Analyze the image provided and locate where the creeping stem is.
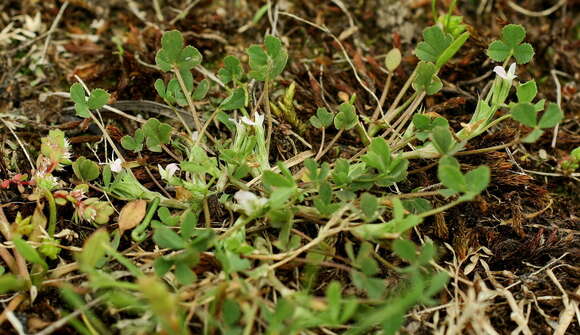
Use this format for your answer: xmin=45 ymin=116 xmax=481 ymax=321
xmin=132 ymin=197 xmax=161 ymax=242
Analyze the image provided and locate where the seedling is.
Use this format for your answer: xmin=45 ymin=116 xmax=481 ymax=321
xmin=69 ymin=83 xmax=110 ymax=118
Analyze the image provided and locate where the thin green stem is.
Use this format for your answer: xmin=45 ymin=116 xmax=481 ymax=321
xmin=315 ymin=129 xmax=344 ymax=161
xmin=418 ymin=198 xmax=464 ymax=218
xmin=131 ymin=197 xmax=160 ymax=242
xmin=383 ymin=67 xmax=418 ymax=124
xmin=173 ymin=67 xmax=203 ymax=133
xmin=44 ymin=189 xmax=57 ymax=237
xmin=264 ymin=81 xmax=273 ymax=154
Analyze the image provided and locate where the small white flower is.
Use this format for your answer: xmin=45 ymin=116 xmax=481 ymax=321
xmin=158 ymin=163 xmax=180 ymax=180
xmin=191 ymin=131 xmax=200 ymax=142
xmin=23 ymin=12 xmax=43 ymax=34
xmin=240 ymin=113 xmax=264 ymax=127
xmin=166 ymin=163 xmax=179 ymax=177
xmin=110 ymin=158 xmax=123 ymax=173
xmin=234 ymin=190 xmax=267 ymax=216
xmin=493 ymin=63 xmax=517 ymax=81
xmin=241 ymin=116 xmax=256 ymax=126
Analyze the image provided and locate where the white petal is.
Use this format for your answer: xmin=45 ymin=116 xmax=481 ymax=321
xmin=234 ymin=190 xmax=257 ymax=203
xmin=191 ymin=131 xmax=200 ymax=142
xmin=110 ymin=158 xmax=123 ymax=172
xmin=241 ymin=116 xmax=256 ymax=126
xmin=255 ymin=113 xmax=265 ymax=126
xmin=507 ymin=63 xmax=517 ymax=80
xmin=166 ymin=163 xmax=179 ymax=177
xmin=493 ymin=66 xmax=507 ymax=79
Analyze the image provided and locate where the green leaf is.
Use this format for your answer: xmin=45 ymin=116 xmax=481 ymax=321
xmin=0 ymin=275 xmax=26 ymax=294
xmin=264 ymin=35 xmax=288 ymax=79
xmin=174 ymin=262 xmax=196 ymax=285
xmin=153 ymin=224 xmax=185 ymax=250
xmin=430 ymin=126 xmax=455 ymax=155
xmin=516 ymin=80 xmax=537 ymax=103
xmin=360 ymin=193 xmax=378 ymax=220
xmin=522 ymin=128 xmax=544 ymax=143
xmin=435 ymin=31 xmax=470 ymax=70
xmin=158 ymin=207 xmax=179 ymax=226
xmin=87 ymin=89 xmax=110 ymax=109
xmin=220 ymin=87 xmax=247 ymax=111
xmin=413 ymin=61 xmax=442 ymax=95
xmin=177 ymin=45 xmax=202 ymax=70
xmin=486 ymin=24 xmax=534 ymax=64
xmin=218 ymin=55 xmax=243 ymax=84
xmin=162 ymin=30 xmax=184 ymax=60
xmin=13 ymin=237 xmax=48 ymax=269
xmin=511 ymin=102 xmax=537 ymax=127
xmin=538 ymin=103 xmax=563 ymax=128
xmin=192 ymin=79 xmax=210 ymax=100
xmin=465 ymin=166 xmax=490 ymax=195
xmin=247 ymin=35 xmax=288 ymax=81
xmin=263 ymin=171 xmax=294 ymax=189
xmin=142 ymin=118 xmax=172 ymax=152
xmin=362 ymin=137 xmax=391 ymax=172
xmin=223 ymin=299 xmax=242 ymax=325
xmin=72 ymin=157 xmax=100 ymax=181
xmin=413 ymin=114 xmax=431 ymax=130
xmin=502 ymin=24 xmax=527 ymax=47
xmin=437 ymin=156 xmax=466 ymax=193
xmin=154 ymin=79 xmax=166 ymax=99
xmin=393 ymin=239 xmax=417 ymax=262
xmin=70 ymin=83 xmax=86 ymax=104
xmin=309 ymin=107 xmax=334 ymax=129
xmin=153 ymin=257 xmax=172 ymax=277
xmin=181 ymin=211 xmax=197 ymax=240
xmin=385 ymin=48 xmax=402 ymax=72
xmin=120 ymin=129 xmax=144 ymax=152
xmin=334 ymin=101 xmax=358 ymax=130
xmin=415 ymin=26 xmax=452 ymax=63
xmin=513 ymin=43 xmax=534 ymax=64
xmin=486 ymin=40 xmax=511 ymax=63
xmin=74 ymin=102 xmax=90 ymax=118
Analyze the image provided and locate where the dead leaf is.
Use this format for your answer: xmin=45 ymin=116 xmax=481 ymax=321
xmin=118 ymin=200 xmax=147 ymax=234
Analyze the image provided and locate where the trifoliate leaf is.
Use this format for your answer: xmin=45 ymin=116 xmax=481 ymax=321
xmin=142 ymin=118 xmax=172 ymax=152
xmin=121 ymin=129 xmax=144 ymax=152
xmin=247 ymin=35 xmax=288 ymax=82
xmin=413 ymin=61 xmax=442 ymax=95
xmin=309 ymin=107 xmax=334 ymax=129
xmin=486 ymin=24 xmax=534 ymax=64
xmin=334 ymin=101 xmax=358 ymax=130
xmin=218 ymin=55 xmax=243 ymax=84
xmin=415 ymin=26 xmax=452 ymax=63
